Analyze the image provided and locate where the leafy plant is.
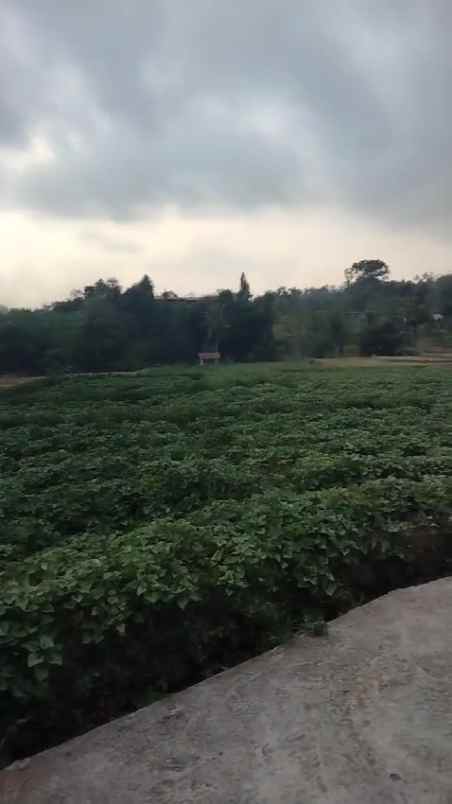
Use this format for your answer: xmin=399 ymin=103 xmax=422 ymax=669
xmin=1 ymin=364 xmax=452 ymax=760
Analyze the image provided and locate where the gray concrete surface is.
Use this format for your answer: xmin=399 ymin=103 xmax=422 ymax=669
xmin=1 ymin=577 xmax=452 ymax=803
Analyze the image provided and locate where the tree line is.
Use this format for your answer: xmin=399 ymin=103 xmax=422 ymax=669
xmin=1 ymin=260 xmax=452 ymax=374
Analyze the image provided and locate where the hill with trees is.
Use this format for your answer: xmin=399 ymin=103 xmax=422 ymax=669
xmin=1 ymin=261 xmax=451 ymax=374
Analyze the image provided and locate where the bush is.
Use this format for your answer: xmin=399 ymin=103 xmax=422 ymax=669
xmin=1 ymin=477 xmax=451 ymax=760
xmin=2 ymin=366 xmax=452 ymax=761
xmin=360 ymin=320 xmax=406 ymax=356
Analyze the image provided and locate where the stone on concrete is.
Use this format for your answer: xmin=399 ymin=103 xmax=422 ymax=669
xmin=1 ymin=578 xmax=452 ymax=803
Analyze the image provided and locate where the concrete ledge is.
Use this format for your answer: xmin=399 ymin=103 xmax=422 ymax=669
xmin=2 ymin=578 xmax=452 ymax=803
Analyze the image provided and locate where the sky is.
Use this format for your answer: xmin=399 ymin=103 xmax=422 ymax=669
xmin=0 ymin=1 xmax=451 ymax=308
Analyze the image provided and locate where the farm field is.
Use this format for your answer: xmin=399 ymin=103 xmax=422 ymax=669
xmin=1 ymin=362 xmax=452 ymax=760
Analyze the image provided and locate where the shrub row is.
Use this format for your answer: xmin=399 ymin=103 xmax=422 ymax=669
xmin=1 ymin=476 xmax=451 ymax=760
xmin=3 ymin=449 xmax=452 ymax=562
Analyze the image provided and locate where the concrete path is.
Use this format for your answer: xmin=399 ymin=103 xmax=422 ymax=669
xmin=2 ymin=578 xmax=452 ymax=803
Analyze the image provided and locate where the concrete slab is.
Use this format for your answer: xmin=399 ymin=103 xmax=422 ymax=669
xmin=1 ymin=578 xmax=452 ymax=803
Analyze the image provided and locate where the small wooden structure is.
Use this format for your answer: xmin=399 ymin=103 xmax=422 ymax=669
xmin=198 ymin=351 xmax=220 ymax=366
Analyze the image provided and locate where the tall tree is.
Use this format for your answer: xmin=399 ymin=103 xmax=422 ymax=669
xmin=345 ymin=259 xmax=389 ymax=285
xmin=238 ymin=272 xmax=251 ymax=301
xmin=204 ymin=303 xmax=227 ymax=351
xmin=120 ymin=275 xmax=155 ymax=336
xmin=74 ymin=296 xmax=128 ymax=371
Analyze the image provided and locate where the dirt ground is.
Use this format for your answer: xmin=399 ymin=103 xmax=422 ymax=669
xmin=319 ymin=354 xmax=452 ymax=368
xmin=0 ymin=376 xmax=45 ymax=389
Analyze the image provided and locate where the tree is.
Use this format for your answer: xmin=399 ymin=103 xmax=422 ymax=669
xmin=119 ymin=275 xmax=155 ymax=337
xmin=359 ymin=319 xmax=405 ymax=356
xmin=5 ymin=265 xmax=452 ymax=374
xmin=238 ymin=272 xmax=251 ymax=301
xmin=74 ymin=297 xmax=128 ymax=371
xmin=345 ymin=259 xmax=389 ymax=285
xmin=204 ymin=303 xmax=227 ymax=351
xmin=273 ymin=311 xmax=306 ymax=358
xmin=329 ymin=311 xmax=348 ymax=356
xmin=83 ymin=278 xmax=122 ymax=303
xmin=434 ymin=275 xmax=452 ymax=318
xmin=0 ymin=313 xmax=41 ymax=374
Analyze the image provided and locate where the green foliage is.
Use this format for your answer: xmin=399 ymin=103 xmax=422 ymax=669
xmin=1 ymin=364 xmax=452 ymax=759
xmin=0 ymin=273 xmax=275 ymax=374
xmin=360 ymin=318 xmax=406 ymax=356
xmin=3 ymin=265 xmax=452 ymax=375
xmin=345 ymin=259 xmax=389 ymax=284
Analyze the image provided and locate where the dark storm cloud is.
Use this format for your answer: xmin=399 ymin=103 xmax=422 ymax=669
xmin=1 ymin=0 xmax=451 ymax=233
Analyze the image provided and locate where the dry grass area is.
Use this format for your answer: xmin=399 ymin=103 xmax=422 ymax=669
xmin=0 ymin=375 xmax=44 ymax=389
xmin=319 ymin=354 xmax=452 ymax=368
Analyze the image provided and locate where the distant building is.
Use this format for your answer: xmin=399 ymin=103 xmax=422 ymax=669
xmin=156 ymin=295 xmax=218 ymax=304
xmin=198 ymin=351 xmax=220 ymax=366
xmin=432 ymin=313 xmax=444 ymax=322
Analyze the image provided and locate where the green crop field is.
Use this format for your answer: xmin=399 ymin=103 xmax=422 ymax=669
xmin=1 ymin=362 xmax=452 ymax=761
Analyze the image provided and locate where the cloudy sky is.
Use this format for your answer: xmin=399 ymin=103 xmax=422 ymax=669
xmin=1 ymin=1 xmax=451 ymax=307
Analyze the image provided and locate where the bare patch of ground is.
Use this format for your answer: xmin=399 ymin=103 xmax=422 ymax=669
xmin=0 ymin=376 xmax=44 ymax=390
xmin=319 ymin=354 xmax=452 ymax=368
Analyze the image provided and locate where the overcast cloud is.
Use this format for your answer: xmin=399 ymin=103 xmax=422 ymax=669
xmin=0 ymin=1 xmax=451 ymax=305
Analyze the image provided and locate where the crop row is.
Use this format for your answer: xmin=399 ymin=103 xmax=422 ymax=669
xmin=2 ymin=365 xmax=452 ymax=759
xmin=1 ymin=475 xmax=452 ymax=757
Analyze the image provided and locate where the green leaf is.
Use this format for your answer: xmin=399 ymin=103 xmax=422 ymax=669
xmin=39 ymin=634 xmax=55 ymax=650
xmin=27 ymin=652 xmax=44 ymax=667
